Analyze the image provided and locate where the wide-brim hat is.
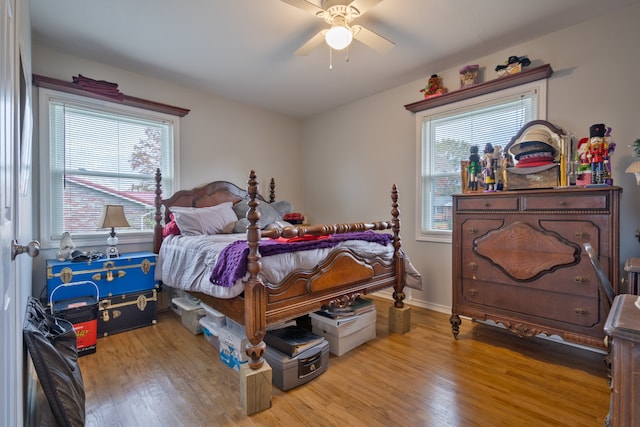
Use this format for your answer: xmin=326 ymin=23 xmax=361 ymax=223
xmin=495 ymin=55 xmax=531 ymax=71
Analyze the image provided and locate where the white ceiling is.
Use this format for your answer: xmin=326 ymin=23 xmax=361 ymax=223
xmin=30 ymin=0 xmax=637 ymax=119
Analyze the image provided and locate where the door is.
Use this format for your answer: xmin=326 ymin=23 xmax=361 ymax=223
xmin=2 ymin=0 xmax=35 ymax=425
xmin=1 ymin=0 xmax=19 ymax=424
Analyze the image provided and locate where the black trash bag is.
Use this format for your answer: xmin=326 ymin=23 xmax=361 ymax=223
xmin=23 ymin=297 xmax=86 ymax=427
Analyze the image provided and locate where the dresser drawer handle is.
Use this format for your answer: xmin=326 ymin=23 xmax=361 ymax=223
xmin=468 ymin=289 xmax=478 ymax=297
xmin=559 ymin=201 xmax=568 ymax=206
xmin=467 ymin=227 xmax=479 ymax=235
xmin=574 ymin=276 xmax=590 ymax=284
xmin=467 ymin=262 xmax=478 ymax=270
xmin=575 ymin=308 xmax=589 ymax=315
xmin=574 ymin=231 xmax=590 ymax=239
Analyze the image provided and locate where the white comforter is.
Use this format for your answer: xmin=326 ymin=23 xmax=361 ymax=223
xmin=156 ymin=234 xmax=421 ymax=299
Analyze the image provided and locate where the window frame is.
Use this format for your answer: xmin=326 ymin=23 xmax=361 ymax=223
xmin=415 ymin=80 xmax=547 ymax=243
xmin=38 ymin=87 xmax=180 ymax=249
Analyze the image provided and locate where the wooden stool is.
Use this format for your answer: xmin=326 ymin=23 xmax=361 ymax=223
xmin=624 ymin=258 xmax=640 ymax=295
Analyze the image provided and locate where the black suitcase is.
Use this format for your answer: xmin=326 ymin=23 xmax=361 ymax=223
xmin=98 ymin=289 xmax=157 ymax=337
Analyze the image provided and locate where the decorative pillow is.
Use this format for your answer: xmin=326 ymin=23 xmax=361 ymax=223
xmin=270 ymin=200 xmax=293 ymax=219
xmin=162 ymin=213 xmax=181 ymax=237
xmin=232 ymin=200 xmax=278 ymax=231
xmin=264 ymin=220 xmax=293 ymax=230
xmin=171 ymin=202 xmax=237 ymax=235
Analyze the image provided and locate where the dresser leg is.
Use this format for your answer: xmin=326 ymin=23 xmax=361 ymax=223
xmin=450 ymin=314 xmax=461 ymax=339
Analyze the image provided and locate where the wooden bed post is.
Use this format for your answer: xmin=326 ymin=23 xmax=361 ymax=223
xmin=153 ymin=168 xmax=163 ymax=254
xmin=389 ymin=184 xmax=411 ymax=334
xmin=241 ymin=170 xmax=272 ymax=414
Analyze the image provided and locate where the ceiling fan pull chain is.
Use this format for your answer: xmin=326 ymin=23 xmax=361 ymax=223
xmin=345 ymin=45 xmax=350 ymax=63
xmin=329 ymin=47 xmax=333 ymax=70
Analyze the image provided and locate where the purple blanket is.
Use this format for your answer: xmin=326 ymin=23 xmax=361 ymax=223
xmin=210 ymin=231 xmax=392 ymax=287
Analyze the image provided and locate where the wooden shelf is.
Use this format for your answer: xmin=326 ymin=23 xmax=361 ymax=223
xmin=33 ymin=74 xmax=190 ymax=117
xmin=404 ymin=64 xmax=553 ymax=113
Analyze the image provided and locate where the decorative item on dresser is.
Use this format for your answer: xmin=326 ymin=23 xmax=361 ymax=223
xmin=449 ymin=186 xmax=621 ymax=349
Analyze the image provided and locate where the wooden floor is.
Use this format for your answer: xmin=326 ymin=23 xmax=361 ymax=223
xmin=77 ymin=297 xmax=610 ymax=427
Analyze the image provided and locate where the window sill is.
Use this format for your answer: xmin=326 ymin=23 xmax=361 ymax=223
xmin=404 ymin=64 xmax=553 ymax=113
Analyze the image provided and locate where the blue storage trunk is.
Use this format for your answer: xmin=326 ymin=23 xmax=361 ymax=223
xmin=47 ymin=251 xmax=158 ymax=302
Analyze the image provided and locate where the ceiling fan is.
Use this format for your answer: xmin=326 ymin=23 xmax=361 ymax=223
xmin=281 ymin=0 xmax=394 ymax=56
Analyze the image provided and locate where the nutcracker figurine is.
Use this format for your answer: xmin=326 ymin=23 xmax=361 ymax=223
xmin=586 ymin=123 xmax=613 ymax=184
xmin=468 ymin=145 xmax=481 ymax=191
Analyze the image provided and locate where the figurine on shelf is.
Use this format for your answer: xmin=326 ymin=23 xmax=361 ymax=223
xmin=495 ymin=55 xmax=531 ymax=77
xmin=459 ymin=64 xmax=479 ymax=89
xmin=468 ymin=145 xmax=482 ymax=191
xmin=420 ymin=74 xmax=448 ymax=99
xmin=482 ymin=143 xmax=497 ymax=192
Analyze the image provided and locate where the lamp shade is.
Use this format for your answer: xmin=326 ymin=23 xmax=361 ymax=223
xmin=325 ymin=14 xmax=353 ymax=51
xmin=97 ymin=205 xmax=131 ymax=229
xmin=626 ymin=161 xmax=640 ymax=185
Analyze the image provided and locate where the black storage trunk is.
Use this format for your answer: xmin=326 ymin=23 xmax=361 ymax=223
xmin=98 ymin=289 xmax=157 ymax=337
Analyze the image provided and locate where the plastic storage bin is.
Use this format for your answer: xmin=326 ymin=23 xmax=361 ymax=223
xmin=172 ymin=297 xmax=205 ymax=335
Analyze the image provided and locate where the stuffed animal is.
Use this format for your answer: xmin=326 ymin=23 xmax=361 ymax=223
xmin=420 ymin=74 xmax=448 ymax=99
xmin=56 ymin=232 xmax=76 ymax=261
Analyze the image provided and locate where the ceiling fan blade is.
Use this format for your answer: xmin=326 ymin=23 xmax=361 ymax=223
xmin=348 ymin=0 xmax=383 ymax=16
xmin=295 ymin=29 xmax=328 ymax=56
xmin=352 ymin=25 xmax=394 ymax=53
xmin=281 ymin=0 xmax=325 ymax=16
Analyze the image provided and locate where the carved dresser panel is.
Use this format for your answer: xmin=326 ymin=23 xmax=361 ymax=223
xmin=450 ymin=187 xmax=621 ymax=349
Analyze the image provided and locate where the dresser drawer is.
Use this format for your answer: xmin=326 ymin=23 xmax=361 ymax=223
xmin=458 ymin=218 xmax=504 ymax=248
xmin=460 ymin=253 xmax=599 ymax=297
xmin=461 ymin=279 xmax=601 ymax=327
xmin=522 ymin=193 xmax=609 ymax=211
xmin=538 ymin=220 xmax=600 ymax=248
xmin=456 ymin=196 xmax=519 ymax=211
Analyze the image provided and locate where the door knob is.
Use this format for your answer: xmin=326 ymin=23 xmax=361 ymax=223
xmin=11 ymin=240 xmax=40 ymax=260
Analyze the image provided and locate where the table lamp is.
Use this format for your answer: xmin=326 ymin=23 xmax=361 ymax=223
xmin=97 ymin=205 xmax=130 ymax=258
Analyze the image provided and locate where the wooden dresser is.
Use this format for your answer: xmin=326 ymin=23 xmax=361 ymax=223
xmin=604 ymin=294 xmax=640 ymax=427
xmin=450 ymin=187 xmax=621 ymax=349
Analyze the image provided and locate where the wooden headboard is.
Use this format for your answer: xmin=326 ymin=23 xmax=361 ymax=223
xmin=153 ymin=168 xmax=275 ymax=253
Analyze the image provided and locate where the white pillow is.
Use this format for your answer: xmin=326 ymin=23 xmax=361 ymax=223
xmin=171 ymin=202 xmax=237 ymax=235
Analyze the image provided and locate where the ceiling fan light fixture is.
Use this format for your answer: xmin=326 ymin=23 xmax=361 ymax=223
xmin=325 ymin=23 xmax=352 ymax=50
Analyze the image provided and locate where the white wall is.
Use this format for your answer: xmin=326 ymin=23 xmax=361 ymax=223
xmin=30 ymin=45 xmax=305 ymax=296
xmin=302 ymin=3 xmax=640 ymax=312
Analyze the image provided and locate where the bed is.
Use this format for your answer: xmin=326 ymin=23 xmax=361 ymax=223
xmin=152 ymin=169 xmax=417 ymax=413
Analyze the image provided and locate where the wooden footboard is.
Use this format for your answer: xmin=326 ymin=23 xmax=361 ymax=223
xmin=153 ymin=169 xmax=406 ymax=373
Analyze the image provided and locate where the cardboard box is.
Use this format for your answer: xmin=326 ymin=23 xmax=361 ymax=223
xmin=264 ymin=340 xmax=329 ymax=390
xmin=219 ymin=318 xmax=249 ymax=371
xmin=310 ymin=309 xmax=377 ymax=356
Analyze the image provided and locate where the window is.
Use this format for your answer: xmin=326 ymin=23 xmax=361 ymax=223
xmin=416 ymin=80 xmax=546 ymax=242
xmin=39 ymin=88 xmax=180 ymax=248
